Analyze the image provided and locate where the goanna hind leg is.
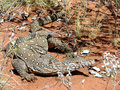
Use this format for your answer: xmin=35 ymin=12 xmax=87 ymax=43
xmin=42 ymin=53 xmax=59 ymax=65
xmin=12 ymin=59 xmax=37 ymax=82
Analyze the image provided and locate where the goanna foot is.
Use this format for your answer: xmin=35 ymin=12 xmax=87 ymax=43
xmin=21 ymin=73 xmax=37 ymax=82
xmin=63 ymin=52 xmax=77 ymax=59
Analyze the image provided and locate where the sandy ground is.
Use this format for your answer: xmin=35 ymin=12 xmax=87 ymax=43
xmin=0 ymin=0 xmax=120 ymax=90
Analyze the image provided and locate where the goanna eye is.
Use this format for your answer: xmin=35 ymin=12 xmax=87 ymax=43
xmin=76 ymin=62 xmax=79 ymax=64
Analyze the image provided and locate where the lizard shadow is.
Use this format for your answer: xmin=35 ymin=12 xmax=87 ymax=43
xmin=35 ymin=70 xmax=89 ymax=77
xmin=48 ymin=47 xmax=63 ymax=53
xmin=11 ymin=69 xmax=89 ymax=77
xmin=71 ymin=71 xmax=89 ymax=77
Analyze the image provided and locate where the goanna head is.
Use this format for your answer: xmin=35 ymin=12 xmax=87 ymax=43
xmin=1 ymin=40 xmax=19 ymax=58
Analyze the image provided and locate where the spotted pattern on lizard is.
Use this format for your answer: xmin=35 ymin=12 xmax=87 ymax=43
xmin=1 ymin=9 xmax=95 ymax=82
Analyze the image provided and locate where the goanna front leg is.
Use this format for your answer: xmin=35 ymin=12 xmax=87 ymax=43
xmin=47 ymin=34 xmax=76 ymax=59
xmin=12 ymin=59 xmax=37 ymax=82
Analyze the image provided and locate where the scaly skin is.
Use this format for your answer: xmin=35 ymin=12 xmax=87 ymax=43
xmin=1 ymin=9 xmax=95 ymax=82
xmin=11 ymin=53 xmax=95 ymax=81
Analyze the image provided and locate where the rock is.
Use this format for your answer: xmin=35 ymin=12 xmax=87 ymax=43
xmin=91 ymin=66 xmax=100 ymax=72
xmin=8 ymin=33 xmax=15 ymax=40
xmin=57 ymin=18 xmax=62 ymax=22
xmin=89 ymin=70 xmax=97 ymax=74
xmin=94 ymin=73 xmax=103 ymax=78
xmin=81 ymin=49 xmax=90 ymax=56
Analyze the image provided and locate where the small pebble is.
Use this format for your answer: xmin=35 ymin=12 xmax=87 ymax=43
xmin=94 ymin=73 xmax=103 ymax=78
xmin=0 ymin=18 xmax=4 ymax=23
xmin=92 ymin=66 xmax=100 ymax=72
xmin=100 ymin=72 xmax=106 ymax=75
xmin=74 ymin=52 xmax=77 ymax=56
xmin=44 ymin=85 xmax=51 ymax=88
xmin=81 ymin=79 xmax=85 ymax=84
xmin=36 ymin=10 xmax=43 ymax=14
xmin=57 ymin=18 xmax=62 ymax=22
xmin=104 ymin=79 xmax=108 ymax=81
xmin=81 ymin=49 xmax=90 ymax=56
xmin=21 ymin=12 xmax=29 ymax=19
xmin=32 ymin=15 xmax=37 ymax=20
xmin=8 ymin=33 xmax=15 ymax=40
xmin=89 ymin=70 xmax=97 ymax=75
xmin=18 ymin=26 xmax=28 ymax=31
xmin=22 ymin=22 xmax=29 ymax=25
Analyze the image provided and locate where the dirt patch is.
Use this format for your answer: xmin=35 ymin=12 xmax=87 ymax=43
xmin=0 ymin=0 xmax=120 ymax=90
